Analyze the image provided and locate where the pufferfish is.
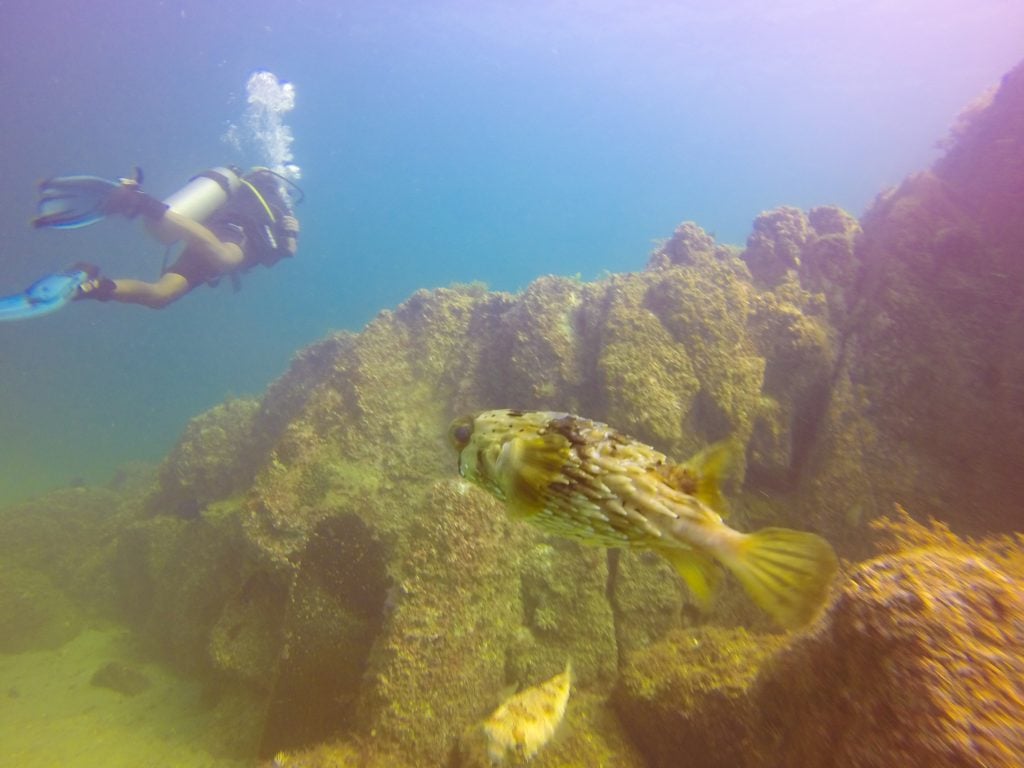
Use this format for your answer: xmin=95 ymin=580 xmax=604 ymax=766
xmin=448 ymin=409 xmax=838 ymax=629
xmin=483 ymin=662 xmax=572 ymax=763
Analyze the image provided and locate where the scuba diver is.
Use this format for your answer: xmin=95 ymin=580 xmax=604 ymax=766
xmin=0 ymin=166 xmax=301 ymax=319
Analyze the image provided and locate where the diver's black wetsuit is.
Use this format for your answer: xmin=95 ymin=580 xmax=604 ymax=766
xmin=166 ymin=169 xmax=296 ymax=286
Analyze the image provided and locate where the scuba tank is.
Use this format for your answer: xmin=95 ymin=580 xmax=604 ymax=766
xmin=162 ymin=166 xmax=242 ymax=222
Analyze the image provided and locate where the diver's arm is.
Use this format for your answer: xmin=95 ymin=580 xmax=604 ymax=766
xmin=281 ymin=215 xmax=300 ymax=256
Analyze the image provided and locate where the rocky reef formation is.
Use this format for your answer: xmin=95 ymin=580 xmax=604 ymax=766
xmin=0 ymin=486 xmax=137 ymax=652
xmin=802 ymin=62 xmax=1024 ymax=540
xmin=3 ymin=61 xmax=1022 ymax=767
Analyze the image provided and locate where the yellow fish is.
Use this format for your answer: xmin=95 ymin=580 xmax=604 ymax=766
xmin=449 ymin=409 xmax=838 ymax=629
xmin=483 ymin=663 xmax=572 ymax=763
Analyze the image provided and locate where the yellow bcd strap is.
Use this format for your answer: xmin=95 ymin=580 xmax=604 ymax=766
xmin=240 ymin=178 xmax=276 ymax=223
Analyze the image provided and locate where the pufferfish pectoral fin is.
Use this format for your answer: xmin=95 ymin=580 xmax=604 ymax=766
xmin=663 ymin=439 xmax=737 ymax=517
xmin=656 ymin=545 xmax=722 ymax=611
xmin=496 ymin=432 xmax=573 ymax=510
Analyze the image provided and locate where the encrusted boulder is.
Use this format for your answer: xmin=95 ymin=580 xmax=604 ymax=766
xmin=613 ymin=626 xmax=787 ymax=768
xmin=758 ymin=546 xmax=1024 ymax=767
xmin=646 ymin=221 xmax=737 ymax=269
xmin=0 ymin=561 xmax=84 ymax=653
xmin=149 ymin=398 xmax=262 ymax=518
xmin=742 ymin=206 xmax=812 ymax=287
xmin=355 ymin=480 xmax=526 ymax=766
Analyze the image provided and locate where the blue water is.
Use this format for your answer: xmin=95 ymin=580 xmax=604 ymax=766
xmin=1 ymin=0 xmax=1022 ymax=503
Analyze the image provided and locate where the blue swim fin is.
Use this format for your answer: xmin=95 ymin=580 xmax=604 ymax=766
xmin=31 ymin=168 xmax=143 ymax=230
xmin=0 ymin=267 xmax=93 ymax=321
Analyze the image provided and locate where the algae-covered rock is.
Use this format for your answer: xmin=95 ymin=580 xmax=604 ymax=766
xmin=609 ymin=551 xmax=687 ymax=658
xmin=640 ymin=258 xmax=764 ymax=457
xmin=0 ymin=561 xmax=84 ymax=652
xmin=150 ymin=397 xmax=262 ymax=517
xmin=935 ymin=62 xmax=1024 ymax=249
xmin=613 ymin=509 xmax=1024 ymax=768
xmin=646 ymin=221 xmax=736 ymax=269
xmin=112 ymin=512 xmax=284 ymax=682
xmin=597 ymin=276 xmax=702 ymax=447
xmin=803 ymin=60 xmax=1024 ymax=535
xmin=356 ymin=480 xmax=526 ymax=766
xmin=0 ymin=486 xmax=134 ymax=616
xmin=746 ymin=292 xmax=834 ymax=488
xmin=494 ymin=275 xmax=596 ymax=411
xmin=614 ymin=625 xmax=786 ymax=768
xmin=757 ymin=546 xmax=1024 ymax=767
xmin=509 ymin=539 xmax=618 ymax=690
xmin=259 ymin=512 xmax=391 ymax=754
xmin=801 ymin=205 xmax=862 ymax=320
xmin=742 ymin=206 xmax=812 ymax=287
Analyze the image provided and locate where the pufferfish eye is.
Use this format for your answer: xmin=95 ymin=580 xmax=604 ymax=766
xmin=448 ymin=417 xmax=474 ymax=451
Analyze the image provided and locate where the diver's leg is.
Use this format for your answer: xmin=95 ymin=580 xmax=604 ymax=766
xmin=144 ymin=211 xmax=244 ymax=272
xmin=102 ymin=272 xmax=192 ymax=309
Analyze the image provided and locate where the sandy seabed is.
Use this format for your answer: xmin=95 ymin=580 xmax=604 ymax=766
xmin=0 ymin=626 xmax=248 ymax=768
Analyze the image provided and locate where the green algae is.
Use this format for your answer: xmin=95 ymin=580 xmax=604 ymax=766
xmin=614 ymin=626 xmax=787 ymax=768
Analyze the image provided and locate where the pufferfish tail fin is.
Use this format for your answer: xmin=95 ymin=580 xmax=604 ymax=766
xmin=661 ymin=439 xmax=737 ymax=515
xmin=720 ymin=527 xmax=838 ymax=629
